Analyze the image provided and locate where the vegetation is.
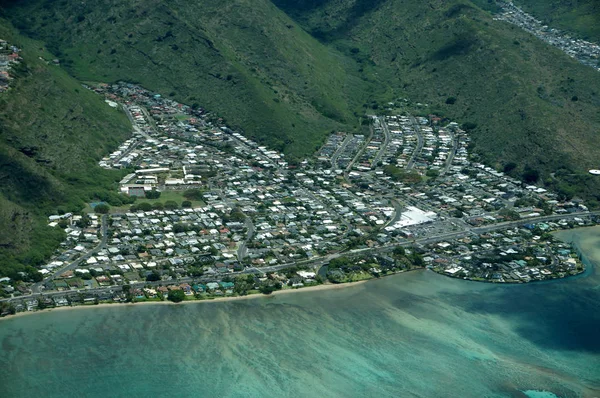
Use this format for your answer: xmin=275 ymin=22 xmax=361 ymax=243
xmin=514 ymin=0 xmax=600 ymax=42
xmin=167 ymin=289 xmax=186 ymax=303
xmin=0 ymin=19 xmax=131 ymax=279
xmin=259 ymin=282 xmax=282 ymax=295
xmin=383 ymin=165 xmax=422 ymax=184
xmin=94 ymin=204 xmax=110 ymax=214
xmin=145 ymin=189 xmax=161 ymax=199
xmin=3 ymin=0 xmax=366 ymax=159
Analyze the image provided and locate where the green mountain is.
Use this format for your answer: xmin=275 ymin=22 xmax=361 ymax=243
xmin=270 ymin=0 xmax=600 ymax=200
xmin=5 ymin=0 xmax=600 ymax=194
xmin=4 ymin=0 xmax=372 ymax=158
xmin=0 ymin=20 xmax=132 ymax=279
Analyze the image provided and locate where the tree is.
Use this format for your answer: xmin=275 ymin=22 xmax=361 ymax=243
xmin=410 ymin=252 xmax=424 ymax=267
xmin=94 ymin=204 xmax=110 ymax=214
xmin=522 ymin=168 xmax=540 ymax=183
xmin=183 ymin=189 xmax=203 ymax=201
xmin=146 ymin=189 xmax=161 ymax=199
xmin=164 ymin=201 xmax=179 ymax=210
xmin=173 ymin=223 xmax=187 ymax=233
xmin=329 ymin=257 xmax=350 ymax=269
xmin=259 ymin=282 xmax=282 ymax=295
xmin=503 ymin=162 xmax=517 ymax=174
xmin=168 ymin=289 xmax=186 ymax=302
xmin=136 ymin=202 xmax=153 ymax=212
xmin=181 ymin=200 xmax=192 ymax=208
xmin=393 ymin=246 xmax=406 ymax=257
xmin=146 ymin=271 xmax=160 ymax=282
xmin=426 ymin=169 xmax=440 ymax=178
xmin=76 ymin=214 xmax=90 ymax=228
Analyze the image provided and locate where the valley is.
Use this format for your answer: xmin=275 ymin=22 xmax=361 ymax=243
xmin=0 ymin=0 xmax=599 ymax=311
xmin=0 ymin=81 xmax=594 ymax=315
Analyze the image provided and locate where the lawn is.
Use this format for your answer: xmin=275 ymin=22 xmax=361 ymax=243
xmin=89 ymin=189 xmax=206 ymax=214
xmin=132 ymin=190 xmax=205 ymax=208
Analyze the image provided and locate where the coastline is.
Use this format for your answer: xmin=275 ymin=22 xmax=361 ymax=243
xmin=0 ymin=280 xmax=368 ymax=322
xmin=434 ymin=268 xmax=587 ymax=285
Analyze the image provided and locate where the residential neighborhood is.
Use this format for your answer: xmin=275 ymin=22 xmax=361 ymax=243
xmin=496 ymin=1 xmax=600 ymax=72
xmin=0 ymin=82 xmax=596 ymax=316
xmin=0 ymin=38 xmax=22 ymax=92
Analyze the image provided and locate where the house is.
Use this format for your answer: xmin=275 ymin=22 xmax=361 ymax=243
xmin=219 ymin=281 xmax=234 ymax=289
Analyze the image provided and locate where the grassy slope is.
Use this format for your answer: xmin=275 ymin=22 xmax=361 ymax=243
xmin=5 ymin=0 xmax=371 ymax=158
xmin=273 ymin=0 xmax=600 ymax=202
xmin=515 ymin=0 xmax=600 ymax=42
xmin=0 ymin=19 xmax=132 ymax=278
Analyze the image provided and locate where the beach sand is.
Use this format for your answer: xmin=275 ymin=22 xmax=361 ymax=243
xmin=0 ymin=281 xmax=368 ymax=321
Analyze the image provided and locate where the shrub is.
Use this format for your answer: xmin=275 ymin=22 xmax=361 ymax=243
xmin=167 ymin=289 xmax=186 ymax=302
xmin=94 ymin=204 xmax=110 ymax=214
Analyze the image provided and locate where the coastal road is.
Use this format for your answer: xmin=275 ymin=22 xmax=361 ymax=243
xmin=6 ymin=211 xmax=599 ymax=304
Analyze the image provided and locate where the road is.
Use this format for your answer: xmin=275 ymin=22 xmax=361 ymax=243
xmin=330 ymin=134 xmax=352 ymax=169
xmin=441 ymin=130 xmax=457 ymax=174
xmin=6 ymin=210 xmax=598 ymax=304
xmin=406 ymin=116 xmax=424 ymax=170
xmin=31 ymin=215 xmax=109 ymax=294
xmin=345 ymin=123 xmax=373 ymax=173
xmin=372 ymin=117 xmax=391 ymax=167
xmin=237 ymin=218 xmax=255 ymax=260
xmin=384 ymin=198 xmax=404 ymax=227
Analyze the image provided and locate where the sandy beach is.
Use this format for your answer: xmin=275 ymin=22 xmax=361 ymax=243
xmin=0 ymin=281 xmax=368 ymax=321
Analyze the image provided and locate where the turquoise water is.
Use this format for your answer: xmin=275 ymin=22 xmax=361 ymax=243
xmin=1 ymin=228 xmax=600 ymax=397
xmin=522 ymin=391 xmax=560 ymax=398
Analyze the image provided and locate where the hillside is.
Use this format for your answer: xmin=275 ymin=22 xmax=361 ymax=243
xmin=3 ymin=0 xmax=372 ymax=158
xmin=5 ymin=0 xmax=600 ymax=199
xmin=0 ymin=19 xmax=132 ymax=279
xmin=515 ymin=0 xmax=600 ymax=42
xmin=1 ymin=0 xmax=600 ymax=276
xmin=271 ymin=0 xmax=600 ymax=202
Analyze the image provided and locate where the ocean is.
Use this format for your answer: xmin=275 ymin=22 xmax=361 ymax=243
xmin=1 ymin=227 xmax=599 ymax=397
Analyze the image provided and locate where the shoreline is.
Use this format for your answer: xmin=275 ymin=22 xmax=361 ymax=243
xmin=0 ymin=280 xmax=368 ymax=322
xmin=433 ymin=268 xmax=586 ymax=285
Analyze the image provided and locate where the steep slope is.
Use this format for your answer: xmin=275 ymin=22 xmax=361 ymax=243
xmin=4 ymin=0 xmax=370 ymax=158
xmin=515 ymin=0 xmax=600 ymax=42
xmin=7 ymin=0 xmax=600 ymax=201
xmin=0 ymin=19 xmax=132 ymax=279
xmin=273 ymin=0 xmax=600 ymax=202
